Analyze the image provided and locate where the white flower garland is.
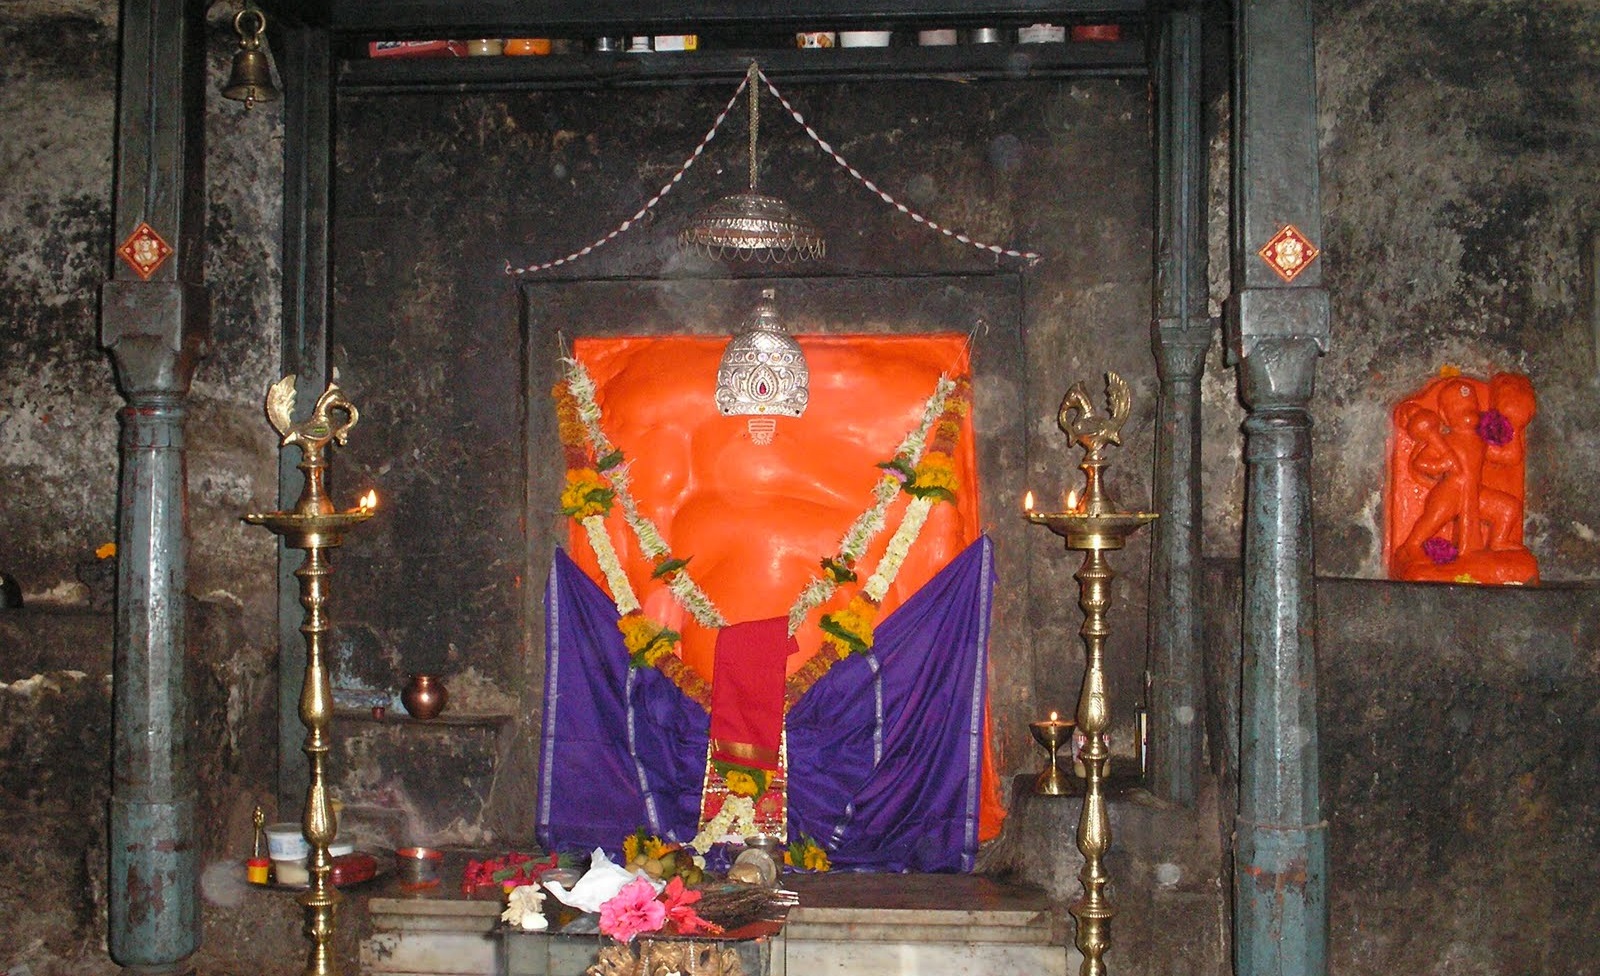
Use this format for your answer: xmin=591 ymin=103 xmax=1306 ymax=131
xmin=688 ymin=795 xmax=755 ymax=855
xmin=584 ymin=514 xmax=640 ymax=615
xmin=568 ymin=360 xmax=727 ymax=629
xmin=864 ymin=496 xmax=935 ymax=603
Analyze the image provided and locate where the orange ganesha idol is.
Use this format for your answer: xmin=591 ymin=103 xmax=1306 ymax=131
xmin=559 ymin=332 xmax=1006 ymax=847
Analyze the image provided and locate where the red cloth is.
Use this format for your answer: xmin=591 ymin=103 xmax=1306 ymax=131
xmin=709 ymin=618 xmax=795 ymax=771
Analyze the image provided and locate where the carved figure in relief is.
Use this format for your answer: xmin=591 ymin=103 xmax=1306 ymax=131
xmin=1385 ymin=370 xmax=1537 ymax=585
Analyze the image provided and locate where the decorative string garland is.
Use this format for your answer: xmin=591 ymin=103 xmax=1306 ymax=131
xmin=755 ymin=70 xmax=1042 ymax=265
xmin=504 ymin=75 xmax=751 ymax=277
xmin=505 ymin=67 xmax=1041 ymax=277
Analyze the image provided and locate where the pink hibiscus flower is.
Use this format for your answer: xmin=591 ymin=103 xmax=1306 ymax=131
xmin=598 ymin=877 xmax=666 ymax=943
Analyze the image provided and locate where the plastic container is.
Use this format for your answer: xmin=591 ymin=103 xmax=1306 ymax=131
xmin=246 ymin=857 xmax=270 ymax=885
xmin=264 ymin=822 xmax=309 ymax=861
xmin=839 ymin=30 xmax=892 ymax=48
xmin=1018 ymin=24 xmax=1066 ymax=44
xmin=272 ymin=857 xmax=309 ymax=886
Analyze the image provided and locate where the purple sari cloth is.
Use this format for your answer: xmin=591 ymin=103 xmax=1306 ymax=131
xmin=537 ymin=536 xmax=995 ymax=872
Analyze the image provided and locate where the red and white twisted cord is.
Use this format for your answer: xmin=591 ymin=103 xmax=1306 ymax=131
xmin=504 ymin=74 xmax=750 ymax=276
xmin=757 ymin=68 xmax=1041 ymax=264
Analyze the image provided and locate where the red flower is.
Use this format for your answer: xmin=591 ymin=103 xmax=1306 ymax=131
xmin=1477 ymin=408 xmax=1514 ymax=447
xmin=754 ymin=789 xmax=785 ymax=820
xmin=660 ymin=877 xmax=724 ymax=937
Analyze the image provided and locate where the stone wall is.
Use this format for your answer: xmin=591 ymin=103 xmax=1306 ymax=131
xmin=1 ymin=2 xmax=291 ymax=974
xmin=1204 ymin=563 xmax=1600 ymax=974
xmin=1269 ymin=1 xmax=1600 ymax=579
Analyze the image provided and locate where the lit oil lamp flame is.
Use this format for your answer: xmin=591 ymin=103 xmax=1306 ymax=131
xmin=1049 ymin=710 xmax=1058 ymax=722
xmin=1024 ymin=490 xmax=1035 ymax=513
xmin=1065 ymin=488 xmax=1079 ymax=512
xmin=359 ymin=490 xmax=377 ymax=511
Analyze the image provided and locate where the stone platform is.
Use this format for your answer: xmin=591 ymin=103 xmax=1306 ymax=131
xmin=360 ymin=863 xmax=1071 ymax=976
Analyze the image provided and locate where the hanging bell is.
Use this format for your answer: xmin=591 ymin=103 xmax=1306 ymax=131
xmin=222 ymin=7 xmax=280 ymax=108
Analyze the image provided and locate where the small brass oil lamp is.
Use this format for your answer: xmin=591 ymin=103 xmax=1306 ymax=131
xmin=1029 ymin=710 xmax=1076 ymax=796
xmin=244 ymin=376 xmax=375 ymax=976
xmin=1025 ymin=372 xmax=1156 ymax=976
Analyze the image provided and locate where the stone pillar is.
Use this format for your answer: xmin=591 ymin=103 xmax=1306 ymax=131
xmin=101 ymin=0 xmax=208 ymax=970
xmin=1227 ymin=0 xmax=1330 ymax=974
xmin=1148 ymin=7 xmax=1210 ymax=807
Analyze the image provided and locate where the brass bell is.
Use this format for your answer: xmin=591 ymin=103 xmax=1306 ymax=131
xmin=222 ymin=7 xmax=280 ymax=108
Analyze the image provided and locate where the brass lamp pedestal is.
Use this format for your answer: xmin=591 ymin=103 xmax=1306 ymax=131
xmin=244 ymin=377 xmax=374 ymax=976
xmin=1026 ymin=373 xmax=1156 ymax=976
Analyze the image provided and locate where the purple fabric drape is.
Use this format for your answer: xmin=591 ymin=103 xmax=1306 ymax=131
xmin=538 ymin=536 xmax=995 ymax=872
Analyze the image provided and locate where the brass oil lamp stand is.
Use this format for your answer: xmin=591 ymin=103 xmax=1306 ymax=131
xmin=244 ymin=377 xmax=374 ymax=976
xmin=1025 ymin=373 xmax=1156 ymax=976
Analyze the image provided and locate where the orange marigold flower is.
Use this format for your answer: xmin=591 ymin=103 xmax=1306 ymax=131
xmin=552 ymin=385 xmax=588 ymax=447
xmin=617 ymin=613 xmax=661 ymax=655
xmin=913 ymin=452 xmax=959 ymax=496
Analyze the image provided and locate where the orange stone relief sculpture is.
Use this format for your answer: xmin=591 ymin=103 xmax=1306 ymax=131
xmin=566 ymin=333 xmax=1005 ymax=840
xmin=1385 ymin=370 xmax=1537 ymax=584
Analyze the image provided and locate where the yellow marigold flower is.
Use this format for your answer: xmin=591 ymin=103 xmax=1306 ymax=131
xmin=823 ymin=633 xmax=854 ymax=660
xmin=644 ymin=837 xmax=672 ymax=859
xmin=561 ymin=469 xmax=611 ymax=518
xmin=623 ymin=834 xmax=641 ymax=864
xmin=724 ymin=769 xmax=760 ymax=797
xmin=803 ymin=846 xmax=831 ymax=872
xmin=618 ymin=613 xmax=661 ymax=655
xmin=641 ymin=640 xmax=674 ymax=666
